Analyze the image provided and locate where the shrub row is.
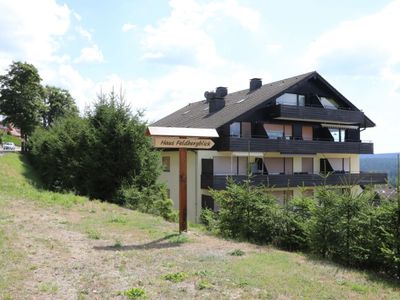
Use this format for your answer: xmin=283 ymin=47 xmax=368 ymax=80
xmin=202 ymin=179 xmax=400 ymax=279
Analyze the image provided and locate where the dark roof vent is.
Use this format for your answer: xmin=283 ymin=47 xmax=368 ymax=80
xmin=250 ymin=78 xmax=262 ymax=91
xmin=215 ymin=86 xmax=228 ymax=98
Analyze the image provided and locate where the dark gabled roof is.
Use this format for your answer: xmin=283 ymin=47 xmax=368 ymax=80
xmin=152 ymin=71 xmax=374 ymax=128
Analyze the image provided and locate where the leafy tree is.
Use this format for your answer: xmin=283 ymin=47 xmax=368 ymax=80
xmin=42 ymin=86 xmax=78 ymax=128
xmin=0 ymin=61 xmax=44 ymax=150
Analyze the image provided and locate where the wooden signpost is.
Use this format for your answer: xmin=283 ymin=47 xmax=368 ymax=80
xmin=146 ymin=126 xmax=218 ymax=232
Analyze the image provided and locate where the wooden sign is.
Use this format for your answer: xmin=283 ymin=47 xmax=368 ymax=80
xmin=146 ymin=126 xmax=219 ymax=233
xmin=153 ymin=137 xmax=214 ymax=149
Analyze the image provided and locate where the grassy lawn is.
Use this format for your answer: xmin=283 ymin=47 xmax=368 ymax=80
xmin=0 ymin=153 xmax=399 ymax=299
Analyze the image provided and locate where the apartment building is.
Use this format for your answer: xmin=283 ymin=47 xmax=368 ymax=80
xmin=152 ymin=71 xmax=387 ymax=222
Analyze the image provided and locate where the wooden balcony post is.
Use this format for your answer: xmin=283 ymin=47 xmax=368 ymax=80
xmin=179 ymin=148 xmax=188 ymax=232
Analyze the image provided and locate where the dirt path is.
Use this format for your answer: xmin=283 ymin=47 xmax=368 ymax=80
xmin=1 ymin=199 xmax=257 ymax=300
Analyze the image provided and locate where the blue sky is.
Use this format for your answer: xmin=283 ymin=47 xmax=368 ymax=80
xmin=0 ymin=0 xmax=399 ymax=153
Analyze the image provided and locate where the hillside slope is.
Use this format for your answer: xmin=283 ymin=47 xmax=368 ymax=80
xmin=1 ymin=153 xmax=399 ymax=299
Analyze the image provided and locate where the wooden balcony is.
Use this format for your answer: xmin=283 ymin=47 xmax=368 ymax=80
xmin=214 ymin=137 xmax=373 ymax=154
xmin=268 ymin=104 xmax=365 ymax=124
xmin=201 ymin=172 xmax=387 ymax=190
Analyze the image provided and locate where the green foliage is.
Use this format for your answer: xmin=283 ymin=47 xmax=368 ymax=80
xmin=276 ymin=195 xmax=315 ymax=251
xmin=28 ymin=116 xmax=91 ymax=192
xmin=204 ymin=178 xmax=400 ymax=279
xmin=116 ymin=183 xmax=177 ymax=221
xmin=373 ymin=199 xmax=400 ymax=278
xmin=229 ymin=249 xmax=245 ymax=256
xmin=28 ymin=91 xmax=162 ymax=205
xmin=210 ymin=178 xmax=281 ymax=243
xmin=163 ymin=272 xmax=188 ymax=283
xmin=86 ymin=229 xmax=101 ymax=240
xmin=199 ymin=208 xmax=219 ymax=232
xmin=167 ymin=233 xmax=189 ymax=244
xmin=0 ymin=132 xmax=21 ymax=146
xmin=0 ymin=61 xmax=44 ymax=145
xmin=42 ymin=85 xmax=78 ymax=128
xmin=123 ymin=287 xmax=146 ymax=299
xmin=196 ymin=279 xmax=212 ymax=290
xmin=309 ymin=188 xmax=341 ymax=258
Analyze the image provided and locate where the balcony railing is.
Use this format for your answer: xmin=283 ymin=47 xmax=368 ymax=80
xmin=267 ymin=104 xmax=365 ymax=124
xmin=214 ymin=136 xmax=373 ymax=154
xmin=201 ymin=172 xmax=387 ymax=190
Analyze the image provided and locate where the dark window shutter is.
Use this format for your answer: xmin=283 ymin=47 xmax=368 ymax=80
xmin=202 ymin=159 xmax=213 ymax=175
xmin=293 ymin=124 xmax=302 ymax=140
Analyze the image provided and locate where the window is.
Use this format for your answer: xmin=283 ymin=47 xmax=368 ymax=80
xmin=241 ymin=122 xmax=251 ymax=138
xmin=319 ymin=97 xmax=339 ymax=109
xmin=321 ymin=158 xmax=350 ymax=174
xmin=276 ymin=93 xmax=305 ymax=106
xmin=302 ymin=189 xmax=314 ymax=198
xmin=214 ymin=156 xmax=233 ymax=175
xmin=264 ymin=157 xmax=293 ymax=175
xmin=264 ymin=124 xmax=283 ymax=139
xmin=252 ymin=157 xmax=266 ymax=174
xmin=162 ymin=156 xmax=170 ymax=172
xmin=272 ymin=191 xmax=293 ymax=205
xmin=329 ymin=128 xmax=346 ymax=142
xmin=302 ymin=158 xmax=313 ymax=174
xmin=230 ymin=122 xmax=241 ymax=137
xmin=302 ymin=126 xmax=313 ymax=141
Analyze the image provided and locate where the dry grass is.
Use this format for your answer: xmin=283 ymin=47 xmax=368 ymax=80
xmin=1 ymin=153 xmax=400 ymax=299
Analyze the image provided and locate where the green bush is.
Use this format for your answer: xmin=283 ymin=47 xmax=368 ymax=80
xmin=210 ymin=178 xmax=281 ymax=243
xmin=203 ymin=178 xmax=400 ymax=279
xmin=199 ymin=208 xmax=219 ymax=232
xmin=372 ymin=199 xmax=400 ymax=278
xmin=276 ymin=195 xmax=315 ymax=251
xmin=116 ymin=183 xmax=177 ymax=222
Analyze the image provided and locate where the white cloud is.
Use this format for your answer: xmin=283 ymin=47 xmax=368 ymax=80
xmin=122 ymin=23 xmax=136 ymax=32
xmin=0 ymin=0 xmax=71 ymax=64
xmin=303 ymin=0 xmax=400 ymax=84
xmin=57 ymin=64 xmax=95 ymax=110
xmin=75 ymin=45 xmax=104 ymax=63
xmin=76 ymin=26 xmax=92 ymax=42
xmin=0 ymin=0 xmax=102 ymax=112
xmin=265 ymin=43 xmax=282 ymax=53
xmin=141 ymin=0 xmax=260 ymax=67
xmin=302 ymin=0 xmax=400 ymax=152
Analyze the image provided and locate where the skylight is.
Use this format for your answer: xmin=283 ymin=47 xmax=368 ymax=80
xmin=236 ymin=98 xmax=247 ymax=103
xmin=182 ymin=110 xmax=191 ymax=115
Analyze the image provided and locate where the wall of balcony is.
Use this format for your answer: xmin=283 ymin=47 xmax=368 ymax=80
xmin=268 ymin=104 xmax=365 ymax=124
xmin=214 ymin=137 xmax=373 ymax=154
xmin=201 ymin=172 xmax=387 ymax=190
